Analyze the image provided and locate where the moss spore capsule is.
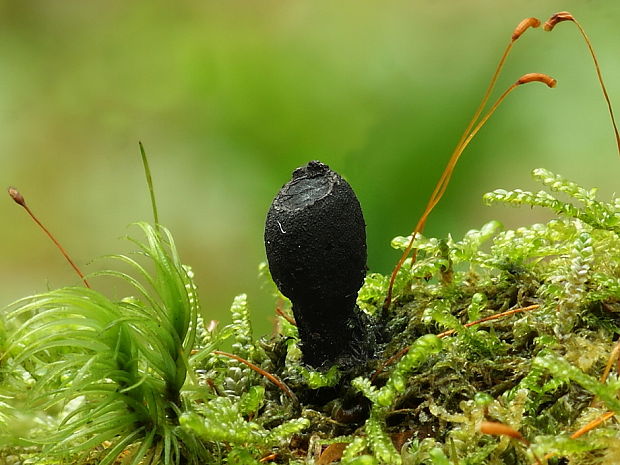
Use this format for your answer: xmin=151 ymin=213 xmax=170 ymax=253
xmin=265 ymin=161 xmax=372 ymax=368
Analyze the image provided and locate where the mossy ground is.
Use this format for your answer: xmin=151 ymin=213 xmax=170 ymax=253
xmin=2 ymin=169 xmax=620 ymax=464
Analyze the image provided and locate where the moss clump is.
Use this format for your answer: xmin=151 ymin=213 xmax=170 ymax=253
xmin=2 ymin=168 xmax=620 ymax=464
xmin=347 ymin=169 xmax=620 ymax=464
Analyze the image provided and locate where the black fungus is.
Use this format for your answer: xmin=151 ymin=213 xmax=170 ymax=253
xmin=265 ymin=161 xmax=373 ymax=369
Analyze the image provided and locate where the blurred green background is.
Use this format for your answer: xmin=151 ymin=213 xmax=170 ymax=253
xmin=1 ymin=1 xmax=619 ymax=337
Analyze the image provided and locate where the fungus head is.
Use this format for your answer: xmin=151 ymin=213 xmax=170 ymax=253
xmin=265 ymin=161 xmax=371 ymax=368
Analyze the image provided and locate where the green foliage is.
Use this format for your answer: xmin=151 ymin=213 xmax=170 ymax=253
xmin=2 ymin=223 xmax=205 ymax=464
xmin=293 ymin=365 xmax=342 ymax=389
xmin=341 ymin=169 xmax=620 ymax=463
xmin=3 ymin=169 xmax=620 ymax=464
xmin=533 ymin=353 xmax=620 ymax=413
xmin=230 ymin=294 xmax=254 ymax=360
xmin=484 ymin=168 xmax=620 ymax=233
xmin=222 ymin=294 xmax=257 ymax=397
xmin=179 ymin=394 xmax=309 ymax=454
xmin=351 ymin=335 xmax=442 ymax=464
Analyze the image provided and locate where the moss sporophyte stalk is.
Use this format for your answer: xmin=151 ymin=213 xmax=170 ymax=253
xmin=3 ymin=10 xmax=620 ymax=465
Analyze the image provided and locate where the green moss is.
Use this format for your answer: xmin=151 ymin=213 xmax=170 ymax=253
xmin=2 ymin=169 xmax=620 ymax=464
